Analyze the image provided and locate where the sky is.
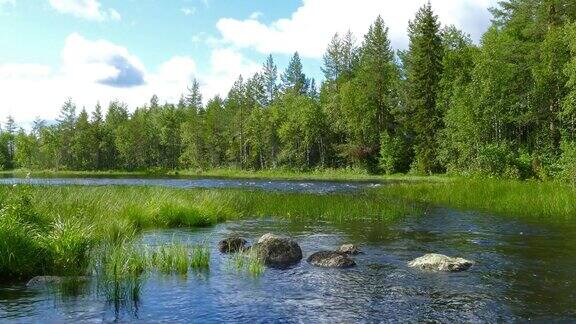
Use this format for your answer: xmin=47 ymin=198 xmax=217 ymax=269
xmin=0 ymin=0 xmax=499 ymax=126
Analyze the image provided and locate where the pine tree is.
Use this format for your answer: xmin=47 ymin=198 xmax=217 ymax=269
xmin=406 ymin=2 xmax=444 ymax=173
xmin=262 ymin=55 xmax=278 ymax=106
xmin=185 ymin=78 xmax=203 ymax=112
xmin=281 ymin=52 xmax=307 ymax=94
xmin=57 ymin=98 xmax=78 ymax=168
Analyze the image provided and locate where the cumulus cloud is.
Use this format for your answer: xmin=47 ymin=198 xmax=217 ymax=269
xmin=0 ymin=33 xmax=259 ymax=126
xmin=61 ymin=33 xmax=146 ymax=87
xmin=216 ymin=0 xmax=498 ymax=58
xmin=200 ymin=48 xmax=260 ymax=99
xmin=48 ymin=0 xmax=121 ymax=21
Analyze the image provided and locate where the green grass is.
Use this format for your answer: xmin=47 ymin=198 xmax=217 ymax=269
xmin=377 ymin=178 xmax=576 ymax=221
xmin=151 ymin=243 xmax=192 ymax=275
xmin=0 ymin=184 xmax=410 ymax=282
xmin=95 ymin=243 xmax=147 ymax=309
xmin=229 ymin=249 xmax=265 ymax=277
xmin=190 ymin=244 xmax=210 ymax=269
xmin=5 ymin=175 xmax=572 ymax=283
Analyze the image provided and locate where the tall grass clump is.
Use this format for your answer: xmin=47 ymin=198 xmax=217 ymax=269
xmin=190 ymin=244 xmax=210 ymax=269
xmin=150 ymin=243 xmax=191 ymax=275
xmin=0 ymin=212 xmax=46 ymax=280
xmin=230 ymin=250 xmax=265 ymax=277
xmin=40 ymin=216 xmax=95 ymax=276
xmin=158 ymin=204 xmax=215 ymax=228
xmin=95 ymin=243 xmax=147 ymax=307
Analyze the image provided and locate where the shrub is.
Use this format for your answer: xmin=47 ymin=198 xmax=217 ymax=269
xmin=560 ymin=140 xmax=576 ymax=185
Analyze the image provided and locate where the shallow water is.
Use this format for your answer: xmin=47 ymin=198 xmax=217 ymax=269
xmin=0 ymin=177 xmax=380 ymax=194
xmin=2 ymin=207 xmax=575 ymax=322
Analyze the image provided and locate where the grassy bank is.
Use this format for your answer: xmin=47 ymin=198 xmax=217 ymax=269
xmin=0 ymin=167 xmax=446 ymax=182
xmin=0 ymin=185 xmax=411 ymax=281
xmin=378 ymin=178 xmax=576 ymax=221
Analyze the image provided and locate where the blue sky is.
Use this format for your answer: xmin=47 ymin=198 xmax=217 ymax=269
xmin=0 ymin=0 xmax=498 ymax=125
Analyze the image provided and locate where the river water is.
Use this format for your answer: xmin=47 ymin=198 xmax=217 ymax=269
xmin=1 ymin=179 xmax=575 ymax=322
xmin=0 ymin=177 xmax=380 ymax=194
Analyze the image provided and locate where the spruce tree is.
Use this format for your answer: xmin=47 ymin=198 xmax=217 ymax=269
xmin=406 ymin=2 xmax=444 ymax=173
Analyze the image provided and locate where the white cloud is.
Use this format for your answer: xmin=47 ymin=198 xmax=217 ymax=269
xmin=201 ymin=48 xmax=260 ymax=99
xmin=48 ymin=0 xmax=121 ymax=21
xmin=181 ymin=7 xmax=195 ymax=16
xmin=0 ymin=33 xmax=258 ymax=126
xmin=0 ymin=64 xmax=52 ymax=79
xmin=249 ymin=11 xmax=263 ymax=20
xmin=216 ymin=0 xmax=498 ymax=58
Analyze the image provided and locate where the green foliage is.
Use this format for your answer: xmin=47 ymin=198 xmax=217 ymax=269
xmin=378 ymin=132 xmax=405 ymax=174
xmin=3 ymin=1 xmax=576 ymax=178
xmin=560 ymin=140 xmax=576 ymax=184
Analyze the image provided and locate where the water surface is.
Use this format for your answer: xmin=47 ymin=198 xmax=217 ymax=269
xmin=2 ymin=208 xmax=575 ymax=322
xmin=0 ymin=177 xmax=381 ymax=194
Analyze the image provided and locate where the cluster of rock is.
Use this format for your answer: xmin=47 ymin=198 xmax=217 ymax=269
xmin=218 ymin=233 xmax=474 ymax=272
xmin=24 ymin=236 xmax=473 ymax=288
xmin=218 ymin=233 xmax=361 ymax=269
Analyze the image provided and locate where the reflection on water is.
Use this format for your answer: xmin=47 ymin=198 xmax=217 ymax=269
xmin=1 ymin=208 xmax=576 ymax=322
xmin=0 ymin=177 xmax=380 ymax=194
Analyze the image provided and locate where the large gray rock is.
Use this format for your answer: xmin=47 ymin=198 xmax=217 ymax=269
xmin=257 ymin=233 xmax=281 ymax=244
xmin=218 ymin=237 xmax=248 ymax=253
xmin=307 ymin=251 xmax=356 ymax=268
xmin=408 ymin=253 xmax=474 ymax=272
xmin=338 ymin=244 xmax=362 ymax=255
xmin=254 ymin=233 xmax=302 ymax=269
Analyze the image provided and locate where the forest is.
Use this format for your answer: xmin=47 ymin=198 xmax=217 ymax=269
xmin=2 ymin=0 xmax=576 ymax=181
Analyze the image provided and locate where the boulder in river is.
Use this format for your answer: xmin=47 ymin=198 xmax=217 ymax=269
xmin=338 ymin=244 xmax=362 ymax=255
xmin=307 ymin=251 xmax=356 ymax=268
xmin=254 ymin=233 xmax=302 ymax=268
xmin=218 ymin=237 xmax=248 ymax=253
xmin=257 ymin=233 xmax=282 ymax=244
xmin=408 ymin=253 xmax=474 ymax=272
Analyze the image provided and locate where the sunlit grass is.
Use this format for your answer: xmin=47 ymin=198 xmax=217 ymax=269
xmin=0 ymin=183 xmax=411 ymax=282
xmin=229 ymin=249 xmax=265 ymax=277
xmin=150 ymin=243 xmax=190 ymax=275
xmin=377 ymin=178 xmax=576 ymax=221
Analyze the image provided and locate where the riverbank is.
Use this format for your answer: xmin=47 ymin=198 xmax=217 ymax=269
xmin=0 ymin=185 xmax=411 ymax=281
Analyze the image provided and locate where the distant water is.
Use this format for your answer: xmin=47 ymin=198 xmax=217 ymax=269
xmin=2 ymin=208 xmax=575 ymax=322
xmin=0 ymin=177 xmax=383 ymax=194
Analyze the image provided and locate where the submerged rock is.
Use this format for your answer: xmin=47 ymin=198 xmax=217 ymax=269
xmin=408 ymin=253 xmax=474 ymax=272
xmin=338 ymin=244 xmax=362 ymax=255
xmin=26 ymin=276 xmax=88 ymax=288
xmin=218 ymin=237 xmax=248 ymax=253
xmin=254 ymin=233 xmax=302 ymax=268
xmin=307 ymin=251 xmax=356 ymax=268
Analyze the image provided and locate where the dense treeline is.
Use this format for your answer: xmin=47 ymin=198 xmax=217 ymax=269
xmin=3 ymin=0 xmax=576 ymax=180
